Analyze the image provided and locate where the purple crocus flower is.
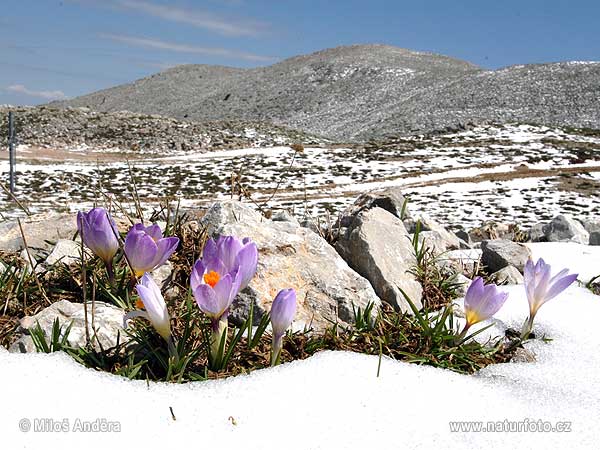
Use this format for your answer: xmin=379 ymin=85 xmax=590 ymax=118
xmin=191 ymin=235 xmax=258 ymax=366
xmin=123 ymin=273 xmax=178 ymax=360
xmin=202 ymin=236 xmax=258 ymax=290
xmin=521 ymin=258 xmax=578 ymax=339
xmin=270 ymin=288 xmax=296 ymax=366
xmin=124 ymin=223 xmax=179 ymax=278
xmin=463 ymin=277 xmax=509 ymax=329
xmin=77 ymin=207 xmax=119 ymax=278
xmin=456 ymin=277 xmax=508 ymax=342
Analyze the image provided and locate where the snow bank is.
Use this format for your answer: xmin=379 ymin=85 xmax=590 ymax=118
xmin=1 ymin=285 xmax=599 ymax=449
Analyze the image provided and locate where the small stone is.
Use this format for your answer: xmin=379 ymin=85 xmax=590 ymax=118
xmin=511 ymin=347 xmax=536 ymax=363
xmin=45 ymin=240 xmax=88 ymax=266
xmin=481 ymin=239 xmax=531 ymax=273
xmin=543 ymin=215 xmax=589 ymax=244
xmin=490 ymin=265 xmax=524 ymax=285
xmin=9 ymin=300 xmax=128 ymax=353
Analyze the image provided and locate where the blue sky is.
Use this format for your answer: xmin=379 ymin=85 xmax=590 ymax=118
xmin=1 ymin=0 xmax=599 ymax=105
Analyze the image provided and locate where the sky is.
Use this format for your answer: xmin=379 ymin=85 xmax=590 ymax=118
xmin=1 ymin=0 xmax=599 ymax=105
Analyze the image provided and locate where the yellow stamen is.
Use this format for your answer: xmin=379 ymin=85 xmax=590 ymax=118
xmin=204 ymin=270 xmax=220 ymax=288
xmin=136 ymin=298 xmax=145 ymax=309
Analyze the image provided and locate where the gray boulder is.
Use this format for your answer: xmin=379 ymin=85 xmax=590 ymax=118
xmin=436 ymin=249 xmax=482 ymax=276
xmin=489 ymin=265 xmax=524 ymax=285
xmin=481 ymin=239 xmax=532 ymax=273
xmin=412 ymin=216 xmax=460 ymax=252
xmin=336 ymin=207 xmax=422 ymax=312
xmin=339 ymin=187 xmax=410 ymax=227
xmin=9 ymin=300 xmax=127 ymax=353
xmin=590 ymin=231 xmax=600 ymax=246
xmin=200 ymin=201 xmax=381 ymax=330
xmin=0 ymin=212 xmax=78 ymax=253
xmin=45 ymin=239 xmax=89 ymax=266
xmin=527 ymin=222 xmax=547 ymax=242
xmin=542 ymin=215 xmax=589 ymax=244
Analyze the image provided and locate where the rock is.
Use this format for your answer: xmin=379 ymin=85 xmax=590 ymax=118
xmin=271 ymin=209 xmax=300 ymax=226
xmin=510 ymin=347 xmax=536 ymax=363
xmin=489 ymin=265 xmax=524 ymax=285
xmin=480 ymin=239 xmax=532 ymax=273
xmin=200 ymin=201 xmax=381 ymax=330
xmin=9 ymin=300 xmax=127 ymax=353
xmin=580 ymin=219 xmax=600 ymax=234
xmin=151 ymin=261 xmax=173 ymax=290
xmin=414 ymin=230 xmax=460 ymax=255
xmin=0 ymin=212 xmax=78 ymax=253
xmin=412 ymin=216 xmax=460 ymax=252
xmin=336 ymin=207 xmax=422 ymax=312
xmin=45 ymin=239 xmax=88 ymax=266
xmin=436 ymin=249 xmax=482 ymax=276
xmin=455 ymin=229 xmax=471 ymax=244
xmin=339 ymin=187 xmax=410 ymax=227
xmin=579 ymin=218 xmax=600 ymax=245
xmin=542 ymin=215 xmax=589 ymax=244
xmin=527 ymin=222 xmax=547 ymax=242
xmin=469 ymin=221 xmax=523 ymax=243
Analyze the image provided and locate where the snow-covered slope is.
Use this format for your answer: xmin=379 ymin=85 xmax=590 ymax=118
xmin=2 ymin=264 xmax=599 ymax=449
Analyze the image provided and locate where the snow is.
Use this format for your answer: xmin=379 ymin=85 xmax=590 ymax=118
xmin=2 ymin=277 xmax=599 ymax=448
xmin=526 ymin=242 xmax=600 ymax=283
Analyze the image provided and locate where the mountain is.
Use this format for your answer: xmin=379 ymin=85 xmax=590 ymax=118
xmin=53 ymin=44 xmax=600 ymax=141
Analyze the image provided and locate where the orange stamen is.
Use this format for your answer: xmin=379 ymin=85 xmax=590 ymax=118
xmin=204 ymin=270 xmax=220 ymax=288
xmin=135 ymin=298 xmax=145 ymax=309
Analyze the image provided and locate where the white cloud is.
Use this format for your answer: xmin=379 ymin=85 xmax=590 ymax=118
xmin=6 ymin=84 xmax=67 ymax=100
xmin=115 ymin=0 xmax=268 ymax=37
xmin=100 ymin=34 xmax=274 ymax=62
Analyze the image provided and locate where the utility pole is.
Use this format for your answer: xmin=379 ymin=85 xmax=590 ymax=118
xmin=8 ymin=111 xmax=15 ymax=193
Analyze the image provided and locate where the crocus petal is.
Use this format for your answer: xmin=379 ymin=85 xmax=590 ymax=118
xmin=463 ymin=277 xmax=485 ymax=311
xmin=202 ymin=238 xmax=219 ymax=263
xmin=123 ymin=310 xmax=150 ymax=328
xmin=270 ymin=288 xmax=297 ymax=339
xmin=77 ymin=207 xmax=119 ymax=264
xmin=532 ymin=263 xmax=553 ymax=310
xmin=235 ymin=241 xmax=258 ymax=290
xmin=211 ymin=273 xmax=238 ymax=313
xmin=217 ymin=236 xmax=244 ymax=271
xmin=144 ymin=224 xmax=163 ymax=241
xmin=463 ymin=277 xmax=508 ymax=326
xmin=190 ymin=259 xmax=206 ymax=292
xmin=125 ymin=230 xmax=158 ymax=275
xmin=193 ymin=284 xmax=221 ymax=318
xmin=545 ymin=273 xmax=578 ymax=301
xmin=151 ymin=237 xmax=179 ymax=269
xmin=136 ymin=273 xmax=171 ymax=340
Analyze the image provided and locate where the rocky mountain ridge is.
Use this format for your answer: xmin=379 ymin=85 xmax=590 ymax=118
xmin=52 ymin=44 xmax=600 ymax=141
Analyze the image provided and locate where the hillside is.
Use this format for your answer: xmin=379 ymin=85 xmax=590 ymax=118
xmin=53 ymin=44 xmax=600 ymax=141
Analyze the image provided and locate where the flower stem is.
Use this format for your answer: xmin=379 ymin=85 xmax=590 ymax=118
xmin=271 ymin=335 xmax=283 ymax=367
xmin=520 ymin=315 xmax=535 ymax=341
xmin=210 ymin=316 xmax=228 ymax=370
xmin=105 ymin=260 xmax=115 ymax=285
xmin=167 ymin=336 xmax=179 ymax=364
xmin=454 ymin=323 xmax=471 ymax=346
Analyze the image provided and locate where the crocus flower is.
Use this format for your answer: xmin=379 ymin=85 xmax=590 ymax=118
xmin=191 ymin=235 xmax=258 ymax=368
xmin=457 ymin=277 xmax=508 ymax=342
xmin=202 ymin=236 xmax=258 ymax=290
xmin=77 ymin=207 xmax=119 ymax=278
xmin=270 ymin=288 xmax=296 ymax=366
xmin=520 ymin=258 xmax=578 ymax=339
xmin=191 ymin=256 xmax=242 ymax=366
xmin=124 ymin=223 xmax=179 ymax=278
xmin=124 ymin=273 xmax=178 ymax=359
